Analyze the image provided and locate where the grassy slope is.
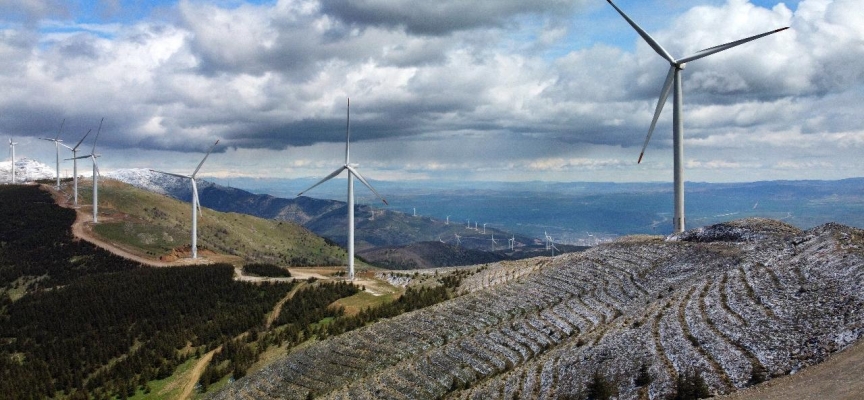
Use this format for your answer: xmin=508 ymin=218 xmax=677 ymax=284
xmin=76 ymin=179 xmax=348 ymax=266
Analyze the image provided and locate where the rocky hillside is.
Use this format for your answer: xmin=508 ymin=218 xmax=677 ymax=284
xmin=211 ymin=218 xmax=864 ymax=399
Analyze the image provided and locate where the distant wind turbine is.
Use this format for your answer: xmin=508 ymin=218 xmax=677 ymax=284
xmin=61 ymin=129 xmax=92 ymax=207
xmin=150 ymin=139 xmax=219 ymax=260
xmin=455 ymin=233 xmax=461 ymax=246
xmin=509 ymin=235 xmax=516 ymax=251
xmin=483 ymin=223 xmax=487 ymax=234
xmin=298 ymin=98 xmax=387 ymax=281
xmin=607 ymin=0 xmax=788 ymax=233
xmin=8 ymin=139 xmax=18 ymax=184
xmin=68 ymin=119 xmax=104 ymax=223
xmin=446 ymin=215 xmax=450 ymax=225
xmin=413 ymin=207 xmax=417 ymax=217
xmin=490 ymin=233 xmax=498 ymax=250
xmin=39 ymin=119 xmax=65 ymax=188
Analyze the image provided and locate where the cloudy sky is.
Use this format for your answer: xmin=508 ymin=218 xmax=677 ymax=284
xmin=1 ymin=0 xmax=862 ymax=183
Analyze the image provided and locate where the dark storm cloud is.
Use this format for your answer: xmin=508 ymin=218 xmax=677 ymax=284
xmin=0 ymin=0 xmax=70 ymax=23
xmin=320 ymin=0 xmax=584 ymax=36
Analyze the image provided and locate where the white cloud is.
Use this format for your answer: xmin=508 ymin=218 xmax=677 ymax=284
xmin=0 ymin=0 xmax=862 ymax=183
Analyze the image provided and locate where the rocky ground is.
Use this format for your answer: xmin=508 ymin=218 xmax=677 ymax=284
xmin=211 ymin=218 xmax=864 ymax=399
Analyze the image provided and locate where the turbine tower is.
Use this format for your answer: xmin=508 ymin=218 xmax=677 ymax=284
xmin=298 ymin=98 xmax=387 ymax=281
xmin=61 ymin=129 xmax=92 ymax=207
xmin=151 ymin=139 xmax=219 ymax=260
xmin=39 ymin=119 xmax=65 ymax=188
xmin=446 ymin=215 xmax=450 ymax=225
xmin=69 ymin=121 xmax=103 ymax=223
xmin=8 ymin=139 xmax=18 ymax=184
xmin=607 ymin=0 xmax=788 ymax=233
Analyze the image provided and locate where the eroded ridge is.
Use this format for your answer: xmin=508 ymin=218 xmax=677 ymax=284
xmin=212 ymin=220 xmax=864 ymax=400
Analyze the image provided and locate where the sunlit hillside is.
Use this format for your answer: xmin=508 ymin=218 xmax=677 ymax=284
xmin=71 ymin=178 xmax=349 ymax=267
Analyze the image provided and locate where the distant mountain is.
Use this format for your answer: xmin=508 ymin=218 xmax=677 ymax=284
xmin=0 ymin=158 xmax=55 ymax=183
xmin=107 ymin=169 xmax=542 ymax=254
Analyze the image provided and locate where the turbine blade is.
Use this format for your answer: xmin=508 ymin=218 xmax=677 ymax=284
xmin=192 ymin=179 xmax=203 ymax=218
xmin=677 ymin=27 xmax=789 ymax=64
xmin=73 ymin=129 xmax=92 ymax=151
xmin=150 ymin=169 xmax=191 ymax=179
xmin=639 ymin=65 xmax=676 ymax=164
xmin=91 ymin=117 xmax=104 ymax=154
xmin=346 ymin=165 xmax=388 ymax=205
xmin=66 ymin=155 xmax=93 ymax=161
xmin=345 ymin=98 xmax=350 ymax=164
xmin=55 ymin=118 xmax=65 ymax=140
xmin=192 ymin=139 xmax=220 ymax=178
xmin=297 ymin=167 xmax=346 ymax=197
xmin=93 ymin=158 xmax=101 ymax=176
xmin=607 ymin=0 xmax=675 ymax=64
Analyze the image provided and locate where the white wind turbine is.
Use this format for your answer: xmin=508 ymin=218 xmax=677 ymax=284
xmin=509 ymin=235 xmax=515 ymax=251
xmin=39 ymin=119 xmax=65 ymax=188
xmin=483 ymin=223 xmax=487 ymax=234
xmin=607 ymin=0 xmax=788 ymax=233
xmin=298 ymin=99 xmax=387 ymax=281
xmin=69 ymin=121 xmax=103 ymax=223
xmin=8 ymin=139 xmax=18 ymax=184
xmin=454 ymin=233 xmax=462 ymax=246
xmin=61 ymin=129 xmax=92 ymax=207
xmin=150 ymin=139 xmax=219 ymax=260
xmin=490 ymin=233 xmax=498 ymax=250
xmin=446 ymin=215 xmax=450 ymax=225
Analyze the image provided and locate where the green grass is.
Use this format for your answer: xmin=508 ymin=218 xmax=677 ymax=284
xmin=128 ymin=356 xmax=198 ymax=400
xmin=77 ymin=179 xmax=348 ymax=266
xmin=94 ymin=222 xmax=186 ymax=256
xmin=334 ymin=290 xmax=400 ymax=315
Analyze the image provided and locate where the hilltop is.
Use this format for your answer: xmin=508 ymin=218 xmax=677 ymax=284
xmin=55 ymin=176 xmax=348 ymax=267
xmin=212 ymin=218 xmax=864 ymax=399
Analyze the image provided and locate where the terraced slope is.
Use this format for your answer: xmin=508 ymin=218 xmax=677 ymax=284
xmin=211 ymin=219 xmax=864 ymax=399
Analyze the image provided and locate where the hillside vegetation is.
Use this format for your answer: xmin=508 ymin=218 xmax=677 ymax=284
xmin=212 ymin=218 xmax=864 ymax=399
xmin=1 ymin=184 xmax=472 ymax=399
xmin=74 ymin=179 xmax=347 ymax=266
xmin=0 ymin=185 xmax=294 ymax=398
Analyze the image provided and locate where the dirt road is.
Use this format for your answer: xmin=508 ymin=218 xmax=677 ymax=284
xmin=179 ymin=348 xmax=218 ymax=400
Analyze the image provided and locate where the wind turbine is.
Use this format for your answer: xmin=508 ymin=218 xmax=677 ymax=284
xmin=446 ymin=215 xmax=450 ymax=225
xmin=69 ymin=120 xmax=103 ymax=223
xmin=490 ymin=234 xmax=498 ymax=250
xmin=455 ymin=233 xmax=462 ymax=247
xmin=150 ymin=139 xmax=219 ymax=260
xmin=8 ymin=139 xmax=17 ymax=184
xmin=298 ymin=98 xmax=387 ymax=281
xmin=607 ymin=0 xmax=788 ymax=233
xmin=61 ymin=129 xmax=92 ymax=207
xmin=413 ymin=207 xmax=417 ymax=217
xmin=39 ymin=119 xmax=65 ymax=188
xmin=483 ymin=223 xmax=487 ymax=234
xmin=509 ymin=235 xmax=516 ymax=251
